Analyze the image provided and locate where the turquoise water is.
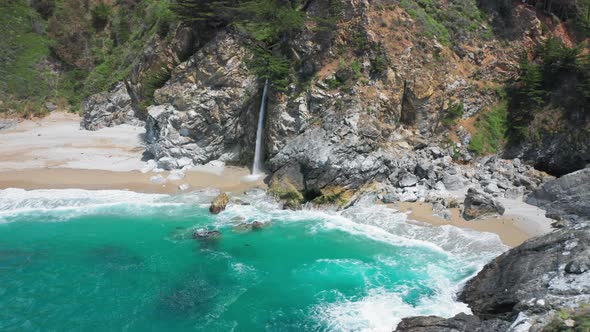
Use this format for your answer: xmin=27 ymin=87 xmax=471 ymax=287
xmin=0 ymin=189 xmax=506 ymax=331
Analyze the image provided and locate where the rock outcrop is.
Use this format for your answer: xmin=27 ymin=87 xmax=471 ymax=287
xmin=145 ymin=31 xmax=258 ymax=167
xmin=463 ymin=187 xmax=505 ymax=220
xmin=395 ymin=313 xmax=509 ymax=332
xmin=209 ymin=193 xmax=230 ymax=214
xmin=81 ymin=82 xmax=144 ymax=130
xmin=459 ymin=227 xmax=590 ymax=322
xmin=527 ymin=167 xmax=590 ymax=223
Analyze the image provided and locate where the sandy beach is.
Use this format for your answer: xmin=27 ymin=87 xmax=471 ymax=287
xmin=0 ymin=112 xmax=266 ymax=193
xmin=394 ymin=201 xmax=553 ymax=247
xmin=0 ymin=112 xmax=552 ymax=247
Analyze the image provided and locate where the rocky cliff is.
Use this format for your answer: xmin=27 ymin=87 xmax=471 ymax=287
xmin=75 ymin=2 xmax=590 ymax=330
xmin=82 ymin=1 xmax=565 ymax=199
xmin=396 ymin=168 xmax=590 ymax=332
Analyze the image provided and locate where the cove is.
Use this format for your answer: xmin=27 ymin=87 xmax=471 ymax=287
xmin=0 ymin=189 xmax=507 ymax=331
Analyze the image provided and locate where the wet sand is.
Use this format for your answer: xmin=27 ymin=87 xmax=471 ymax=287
xmin=393 ymin=201 xmax=551 ymax=247
xmin=0 ymin=167 xmax=266 ymax=194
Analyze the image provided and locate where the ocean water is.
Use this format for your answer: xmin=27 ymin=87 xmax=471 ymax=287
xmin=0 ymin=188 xmax=507 ymax=332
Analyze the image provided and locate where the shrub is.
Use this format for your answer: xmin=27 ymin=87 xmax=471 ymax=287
xmin=468 ymin=101 xmax=508 ymax=155
xmin=441 ymin=102 xmax=464 ymax=128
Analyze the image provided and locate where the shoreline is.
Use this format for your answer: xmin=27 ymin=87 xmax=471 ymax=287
xmin=0 ymin=112 xmax=553 ymax=248
xmin=0 ymin=167 xmax=266 ymax=195
xmin=393 ymin=201 xmax=553 ymax=247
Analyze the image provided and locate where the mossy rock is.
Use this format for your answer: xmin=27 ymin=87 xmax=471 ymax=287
xmin=311 ymin=186 xmax=354 ymax=209
xmin=209 ymin=193 xmax=230 ymax=214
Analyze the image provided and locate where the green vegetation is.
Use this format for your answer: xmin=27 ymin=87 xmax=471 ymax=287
xmin=508 ymin=38 xmax=589 ymax=142
xmin=172 ymin=0 xmax=309 ymax=91
xmin=543 ymin=305 xmax=590 ymax=332
xmin=441 ymin=102 xmax=464 ymax=128
xmin=0 ymin=1 xmax=51 ymax=116
xmin=468 ymin=101 xmax=508 ymax=155
xmin=397 ymin=0 xmax=488 ymax=46
xmin=1 ymin=0 xmax=179 ymax=115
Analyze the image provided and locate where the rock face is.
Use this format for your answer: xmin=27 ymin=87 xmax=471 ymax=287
xmin=81 ymin=82 xmax=144 ymax=130
xmin=145 ymin=31 xmax=258 ymax=166
xmin=394 ymin=313 xmax=509 ymax=332
xmin=463 ymin=188 xmax=505 ymax=220
xmin=209 ymin=193 xmax=230 ymax=214
xmin=527 ymin=167 xmax=590 ymax=223
xmin=459 ymin=227 xmax=590 ymax=321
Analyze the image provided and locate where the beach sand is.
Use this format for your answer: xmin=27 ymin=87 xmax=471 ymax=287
xmin=0 ymin=112 xmax=265 ymax=193
xmin=393 ymin=201 xmax=553 ymax=247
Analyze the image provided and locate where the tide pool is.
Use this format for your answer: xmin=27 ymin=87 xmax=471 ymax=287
xmin=0 ymin=188 xmax=507 ymax=331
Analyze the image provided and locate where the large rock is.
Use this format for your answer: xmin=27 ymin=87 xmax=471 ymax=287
xmin=81 ymin=82 xmax=144 ymax=130
xmin=145 ymin=31 xmax=258 ymax=167
xmin=527 ymin=167 xmax=590 ymax=222
xmin=209 ymin=193 xmax=230 ymax=214
xmin=459 ymin=227 xmax=590 ymax=321
xmin=394 ymin=313 xmax=509 ymax=332
xmin=463 ymin=188 xmax=505 ymax=220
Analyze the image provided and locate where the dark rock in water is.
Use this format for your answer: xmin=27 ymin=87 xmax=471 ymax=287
xmin=463 ymin=188 xmax=505 ymax=220
xmin=192 ymin=230 xmax=222 ymax=240
xmin=89 ymin=245 xmax=143 ymax=270
xmin=527 ymin=167 xmax=590 ymax=223
xmin=158 ymin=275 xmax=220 ymax=315
xmin=459 ymin=227 xmax=590 ymax=321
xmin=233 ymin=221 xmax=268 ymax=232
xmin=394 ymin=313 xmax=509 ymax=332
xmin=251 ymin=221 xmax=266 ymax=230
xmin=209 ymin=193 xmax=229 ymax=214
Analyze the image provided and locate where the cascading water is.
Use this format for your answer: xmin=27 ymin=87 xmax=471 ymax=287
xmin=252 ymin=79 xmax=269 ymax=175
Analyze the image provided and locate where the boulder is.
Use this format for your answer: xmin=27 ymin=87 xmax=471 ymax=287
xmin=149 ymin=175 xmax=167 ymax=185
xmin=399 ymin=173 xmax=419 ymax=187
xmin=167 ymin=170 xmax=185 ymax=181
xmin=527 ymin=168 xmax=590 ymax=222
xmin=442 ymin=174 xmax=466 ymax=191
xmin=192 ymin=229 xmax=222 ymax=239
xmin=209 ymin=193 xmax=230 ymax=214
xmin=463 ymin=188 xmax=505 ymax=220
xmin=157 ymin=157 xmax=178 ymax=171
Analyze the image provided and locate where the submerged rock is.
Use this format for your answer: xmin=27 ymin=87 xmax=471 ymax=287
xmin=192 ymin=230 xmax=222 ymax=240
xmin=209 ymin=193 xmax=229 ymax=214
xmin=463 ymin=188 xmax=505 ymax=220
xmin=233 ymin=221 xmax=268 ymax=232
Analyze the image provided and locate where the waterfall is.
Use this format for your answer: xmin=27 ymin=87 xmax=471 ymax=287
xmin=252 ymin=79 xmax=269 ymax=175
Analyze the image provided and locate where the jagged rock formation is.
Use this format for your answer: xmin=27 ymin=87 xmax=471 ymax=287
xmin=81 ymin=26 xmax=197 ymax=131
xmin=527 ymin=167 xmax=590 ymax=223
xmin=144 ymin=32 xmax=257 ymax=167
xmin=459 ymin=226 xmax=590 ymax=327
xmin=81 ymin=82 xmax=143 ymax=130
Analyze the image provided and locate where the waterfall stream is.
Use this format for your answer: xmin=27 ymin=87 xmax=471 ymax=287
xmin=252 ymin=79 xmax=269 ymax=175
